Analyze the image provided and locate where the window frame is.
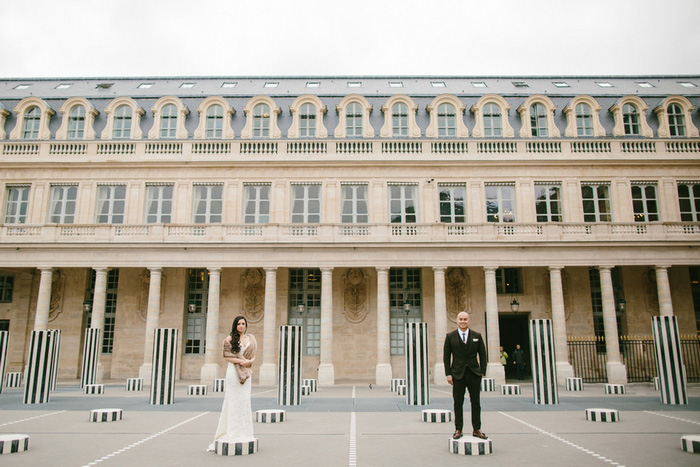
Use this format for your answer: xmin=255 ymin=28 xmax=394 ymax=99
xmin=563 ymin=95 xmax=606 ymax=137
xmin=4 ymin=185 xmax=31 ymax=224
xmin=581 ymin=183 xmax=612 ymax=222
xmin=517 ymin=95 xmax=560 ymax=138
xmin=485 ymin=184 xmax=516 ymax=223
xmin=470 ymin=95 xmax=514 ymax=138
xmin=148 ymin=96 xmax=189 ymax=140
xmin=426 ymin=95 xmax=468 ymax=138
xmin=56 ymin=97 xmax=98 ymax=140
xmin=10 ymin=97 xmax=54 ymax=140
xmin=631 ymin=182 xmax=659 ymax=222
xmin=101 ymin=97 xmax=145 ymax=140
xmin=144 ymin=184 xmax=173 ymax=224
xmin=388 ymin=183 xmax=419 ymax=224
xmin=241 ymin=96 xmax=282 ymax=139
xmin=95 ymin=184 xmax=127 ymax=224
xmin=380 ymin=95 xmax=420 ymax=138
xmin=243 ymin=183 xmax=271 ymax=224
xmin=290 ymin=184 xmax=322 ymax=224
xmin=610 ymin=96 xmax=653 ymax=137
xmin=340 ymin=183 xmax=369 ymax=223
xmin=438 ymin=183 xmax=466 ymax=223
xmin=677 ymin=182 xmax=700 ymax=222
xmin=192 ymin=184 xmax=223 ymax=224
xmin=288 ymin=95 xmax=328 ymax=138
xmin=335 ymin=95 xmax=374 ymax=138
xmin=534 ymin=183 xmax=562 ymax=222
xmin=48 ymin=184 xmax=78 ymax=224
xmin=194 ymin=96 xmax=235 ymax=139
xmin=653 ymin=96 xmax=699 ymax=138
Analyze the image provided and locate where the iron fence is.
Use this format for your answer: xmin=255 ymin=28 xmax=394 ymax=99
xmin=567 ymin=336 xmax=607 ymax=383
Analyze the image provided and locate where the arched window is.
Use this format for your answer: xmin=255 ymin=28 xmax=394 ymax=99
xmin=253 ymin=103 xmax=270 ymax=138
xmin=113 ymin=105 xmax=132 ymax=139
xmin=622 ymin=103 xmax=640 ymax=135
xmin=667 ymin=103 xmax=685 ymax=137
xmin=23 ymin=107 xmax=41 ymax=139
xmin=299 ymin=103 xmax=316 ymax=137
xmin=392 ymin=103 xmax=408 ymax=136
xmin=67 ymin=105 xmax=86 ymax=140
xmin=206 ymin=104 xmax=223 ymax=138
xmin=575 ymin=103 xmax=593 ymax=136
xmin=483 ymin=103 xmax=502 ymax=137
xmin=346 ymin=102 xmax=363 ymax=137
xmin=437 ymin=103 xmax=456 ymax=137
xmin=160 ymin=104 xmax=178 ymax=139
xmin=530 ymin=103 xmax=548 ymax=137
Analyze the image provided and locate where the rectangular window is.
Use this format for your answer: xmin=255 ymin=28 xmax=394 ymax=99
xmin=678 ymin=182 xmax=700 ymax=221
xmin=144 ymin=184 xmax=173 ymax=223
xmin=185 ymin=269 xmax=208 ymax=355
xmin=243 ymin=184 xmax=270 ymax=224
xmin=48 ymin=185 xmax=78 ymax=224
xmin=192 ymin=184 xmax=223 ymax=223
xmin=4 ymin=185 xmax=30 ymax=224
xmin=631 ymin=182 xmax=659 ymax=222
xmin=495 ymin=268 xmax=522 ymax=294
xmin=291 ymin=184 xmax=321 ymax=223
xmin=95 ymin=185 xmax=126 ymax=224
xmin=85 ymin=269 xmax=119 ymax=354
xmin=534 ymin=183 xmax=562 ymax=222
xmin=288 ymin=268 xmax=321 ymax=355
xmin=0 ymin=275 xmax=14 ymax=303
xmin=439 ymin=184 xmax=466 ymax=223
xmin=341 ymin=183 xmax=369 ymax=223
xmin=581 ymin=183 xmax=611 ymax=222
xmin=389 ymin=184 xmax=418 ymax=223
xmin=485 ymin=184 xmax=516 ymax=223
xmin=389 ymin=268 xmax=422 ymax=355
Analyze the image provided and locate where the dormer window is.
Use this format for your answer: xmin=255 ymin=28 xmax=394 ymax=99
xmin=114 ymin=105 xmax=132 ymax=139
xmin=160 ymin=104 xmax=178 ymax=139
xmin=346 ymin=102 xmax=363 ymax=137
xmin=392 ymin=103 xmax=409 ymax=136
xmin=299 ymin=103 xmax=316 ymax=137
xmin=206 ymin=105 xmax=224 ymax=138
xmin=253 ymin=104 xmax=270 ymax=137
xmin=529 ymin=103 xmax=548 ymax=137
xmin=484 ymin=103 xmax=502 ymax=137
xmin=67 ymin=106 xmax=86 ymax=139
xmin=575 ymin=103 xmax=593 ymax=136
xmin=667 ymin=104 xmax=685 ymax=137
xmin=23 ymin=107 xmax=41 ymax=139
xmin=622 ymin=103 xmax=640 ymax=135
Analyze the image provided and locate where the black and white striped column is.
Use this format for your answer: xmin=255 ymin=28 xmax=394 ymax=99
xmin=23 ymin=330 xmax=56 ymax=404
xmin=149 ymin=328 xmax=178 ymax=405
xmin=405 ymin=322 xmax=429 ymax=406
xmin=0 ymin=331 xmax=8 ymax=394
xmin=651 ymin=316 xmax=688 ymax=405
xmin=529 ymin=319 xmax=559 ymax=405
xmin=48 ymin=329 xmax=61 ymax=391
xmin=80 ymin=328 xmax=101 ymax=388
xmin=277 ymin=325 xmax=303 ymax=406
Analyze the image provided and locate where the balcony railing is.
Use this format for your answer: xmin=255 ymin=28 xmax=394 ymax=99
xmin=2 ymin=222 xmax=699 ymax=245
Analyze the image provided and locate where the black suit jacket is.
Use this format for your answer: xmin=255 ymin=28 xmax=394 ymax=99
xmin=443 ymin=329 xmax=487 ymax=379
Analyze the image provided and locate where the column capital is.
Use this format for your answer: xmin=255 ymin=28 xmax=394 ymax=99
xmin=263 ymin=266 xmax=278 ymax=273
xmin=207 ymin=267 xmax=221 ymax=274
xmin=148 ymin=266 xmax=163 ymax=273
xmin=432 ymin=266 xmax=447 ymax=273
xmin=483 ymin=266 xmax=498 ymax=273
xmin=320 ymin=267 xmax=334 ymax=274
xmin=375 ymin=266 xmax=391 ymax=273
xmin=596 ymin=265 xmax=614 ymax=272
xmin=93 ymin=267 xmax=110 ymax=273
xmin=548 ymin=266 xmax=565 ymax=272
xmin=654 ymin=265 xmax=672 ymax=270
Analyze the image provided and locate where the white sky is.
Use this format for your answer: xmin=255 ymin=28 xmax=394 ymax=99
xmin=2 ymin=0 xmax=699 ymax=78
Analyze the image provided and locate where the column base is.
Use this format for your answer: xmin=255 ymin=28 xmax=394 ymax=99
xmin=138 ymin=363 xmax=152 ymax=382
xmin=433 ymin=363 xmax=448 ymax=385
xmin=375 ymin=363 xmax=393 ymax=386
xmin=485 ymin=363 xmax=505 ymax=385
xmin=318 ymin=363 xmax=335 ymax=386
xmin=606 ymin=361 xmax=628 ymax=384
xmin=555 ymin=361 xmax=576 ymax=384
xmin=258 ymin=363 xmax=277 ymax=386
xmin=200 ymin=363 xmax=219 ymax=386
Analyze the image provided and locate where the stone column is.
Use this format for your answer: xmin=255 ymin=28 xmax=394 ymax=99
xmin=200 ymin=268 xmax=221 ymax=384
xmin=432 ymin=267 xmax=448 ymax=385
xmin=259 ymin=267 xmax=278 ymax=386
xmin=484 ymin=267 xmax=505 ymax=384
xmin=655 ymin=266 xmax=674 ymax=317
xmin=91 ymin=267 xmax=108 ymax=382
xmin=318 ymin=267 xmax=335 ymax=386
xmin=375 ymin=267 xmax=392 ymax=385
xmin=139 ymin=267 xmax=162 ymax=380
xmin=598 ymin=266 xmax=627 ymax=383
xmin=548 ymin=267 xmax=575 ymax=382
xmin=34 ymin=268 xmax=53 ymax=331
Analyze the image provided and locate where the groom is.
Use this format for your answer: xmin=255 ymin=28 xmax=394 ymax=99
xmin=443 ymin=311 xmax=488 ymax=440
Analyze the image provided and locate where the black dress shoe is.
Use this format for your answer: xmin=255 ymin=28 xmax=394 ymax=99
xmin=452 ymin=430 xmax=463 ymax=439
xmin=472 ymin=430 xmax=488 ymax=439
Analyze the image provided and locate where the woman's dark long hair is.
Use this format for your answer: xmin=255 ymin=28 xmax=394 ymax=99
xmin=230 ymin=315 xmax=247 ymax=353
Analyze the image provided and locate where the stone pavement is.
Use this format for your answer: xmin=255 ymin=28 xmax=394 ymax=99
xmin=1 ymin=380 xmax=699 ymax=466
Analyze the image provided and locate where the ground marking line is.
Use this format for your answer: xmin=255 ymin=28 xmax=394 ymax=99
xmin=81 ymin=411 xmax=209 ymax=467
xmin=0 ymin=410 xmax=66 ymax=427
xmin=432 ymin=388 xmax=452 ymax=395
xmin=349 ymin=386 xmax=357 ymax=467
xmin=252 ymin=388 xmax=276 ymax=396
xmin=499 ymin=411 xmax=625 ymax=467
xmin=644 ymin=410 xmax=700 ymax=426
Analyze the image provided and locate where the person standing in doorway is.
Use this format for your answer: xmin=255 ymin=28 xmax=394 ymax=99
xmin=499 ymin=346 xmax=508 ymax=367
xmin=443 ymin=311 xmax=488 ymax=440
xmin=513 ymin=344 xmax=526 ymax=380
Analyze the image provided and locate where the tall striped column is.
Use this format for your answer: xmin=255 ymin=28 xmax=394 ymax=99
xmin=80 ymin=328 xmax=101 ymax=388
xmin=277 ymin=325 xmax=303 ymax=406
xmin=405 ymin=322 xmax=430 ymax=406
xmin=0 ymin=331 xmax=8 ymax=394
xmin=651 ymin=316 xmax=688 ymax=405
xmin=149 ymin=328 xmax=178 ymax=405
xmin=23 ymin=330 xmax=56 ymax=404
xmin=529 ymin=319 xmax=559 ymax=405
xmin=48 ymin=329 xmax=61 ymax=391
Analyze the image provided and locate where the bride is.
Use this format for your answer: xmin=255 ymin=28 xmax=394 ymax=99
xmin=208 ymin=315 xmax=257 ymax=451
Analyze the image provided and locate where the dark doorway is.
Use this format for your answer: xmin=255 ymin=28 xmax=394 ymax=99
xmin=499 ymin=313 xmax=530 ymax=380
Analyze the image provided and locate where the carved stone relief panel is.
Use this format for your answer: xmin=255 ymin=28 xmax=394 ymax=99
xmin=343 ymin=268 xmax=368 ymax=323
xmin=241 ymin=268 xmax=265 ymax=323
xmin=446 ymin=267 xmax=470 ymax=322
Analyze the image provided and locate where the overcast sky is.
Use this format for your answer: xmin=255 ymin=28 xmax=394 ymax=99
xmin=2 ymin=0 xmax=699 ymax=78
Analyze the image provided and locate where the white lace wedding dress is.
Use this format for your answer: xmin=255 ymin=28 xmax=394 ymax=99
xmin=207 ymin=342 xmax=255 ymax=451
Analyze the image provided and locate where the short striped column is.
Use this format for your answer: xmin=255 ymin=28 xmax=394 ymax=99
xmin=212 ymin=378 xmax=226 ymax=392
xmin=501 ymin=384 xmax=521 ymax=395
xmin=653 ymin=376 xmax=660 ymax=391
xmin=84 ymin=384 xmax=104 ymax=395
xmin=585 ymin=408 xmax=620 ymax=422
xmin=681 ymin=435 xmax=700 ymax=454
xmin=529 ymin=319 xmax=558 ymax=405
xmin=126 ymin=378 xmax=143 ymax=391
xmin=449 ymin=437 xmax=493 ymax=455
xmin=5 ymin=372 xmax=22 ymax=388
xmin=605 ymin=383 xmax=625 ymax=394
xmin=48 ymin=329 xmax=61 ymax=391
xmin=256 ymin=409 xmax=285 ymax=423
xmin=0 ymin=331 xmax=8 ymax=393
xmin=390 ymin=378 xmax=405 ymax=392
xmin=422 ymin=409 xmax=451 ymax=423
xmin=405 ymin=322 xmax=429 ymax=406
xmin=652 ymin=316 xmax=688 ymax=405
xmin=80 ymin=328 xmax=101 ymax=389
xmin=23 ymin=330 xmax=56 ymax=404
xmin=149 ymin=328 xmax=178 ymax=405
xmin=301 ymin=385 xmax=312 ymax=396
xmin=90 ymin=408 xmax=123 ymax=422
xmin=214 ymin=439 xmax=258 ymax=456
xmin=277 ymin=325 xmax=302 ymax=406
xmin=0 ymin=434 xmax=29 ymax=454
xmin=566 ymin=377 xmax=583 ymax=391
xmin=396 ymin=384 xmax=406 ymax=396
xmin=481 ymin=378 xmax=495 ymax=392
xmin=302 ymin=378 xmax=318 ymax=392
xmin=188 ymin=384 xmax=207 ymax=396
